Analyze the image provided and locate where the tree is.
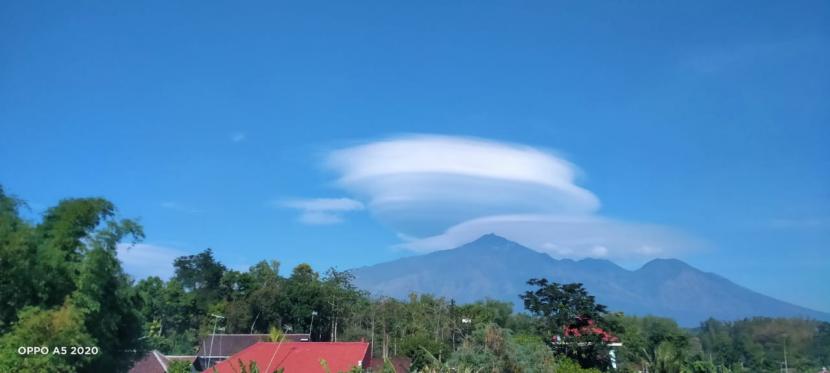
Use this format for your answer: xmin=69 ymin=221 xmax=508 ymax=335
xmin=0 ymin=304 xmax=95 ymax=373
xmin=168 ymin=360 xmax=193 ymax=373
xmin=243 ymin=261 xmax=283 ymax=334
xmin=457 ymin=300 xmax=513 ymax=328
xmin=72 ymin=246 xmax=144 ymax=371
xmin=0 ymin=186 xmax=37 ymax=331
xmin=520 ymin=279 xmax=612 ymax=370
xmin=283 ymin=263 xmax=323 ymax=337
xmin=173 ymin=249 xmax=227 ymax=304
xmin=0 ymin=188 xmax=146 ymax=371
xmin=610 ymin=314 xmax=693 ymax=371
xmin=520 ymin=279 xmax=608 ymax=333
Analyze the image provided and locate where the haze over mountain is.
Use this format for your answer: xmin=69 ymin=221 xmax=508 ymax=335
xmin=350 ymin=234 xmax=829 ymax=326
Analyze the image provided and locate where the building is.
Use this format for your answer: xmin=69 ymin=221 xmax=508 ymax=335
xmin=194 ymin=333 xmax=310 ymax=370
xmin=128 ymin=350 xmax=196 ymax=373
xmin=367 ymin=356 xmax=412 ymax=372
xmin=204 ymin=342 xmax=371 ymax=373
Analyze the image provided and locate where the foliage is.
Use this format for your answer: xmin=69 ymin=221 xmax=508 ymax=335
xmin=609 ymin=314 xmax=694 ymax=372
xmin=520 ymin=278 xmax=614 ymax=370
xmin=696 ymin=317 xmax=828 ymax=372
xmin=269 ymin=325 xmax=284 ymax=342
xmin=167 ymin=360 xmax=192 ymax=373
xmin=2 ymin=186 xmax=829 ymax=373
xmin=0 ymin=304 xmax=95 ymax=372
xmin=0 ymin=187 xmax=145 ymax=371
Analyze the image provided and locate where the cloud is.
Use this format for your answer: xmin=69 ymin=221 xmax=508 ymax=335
xmin=117 ymin=243 xmax=187 ymax=279
xmin=230 ymin=132 xmax=247 ymax=143
xmin=326 ymin=135 xmax=599 ymax=236
xmin=300 ymin=134 xmax=701 ymax=260
xmin=682 ymin=39 xmax=814 ymax=74
xmin=766 ymin=217 xmax=829 ymax=230
xmin=281 ymin=198 xmax=364 ymax=225
xmin=396 ymin=214 xmax=701 ymax=260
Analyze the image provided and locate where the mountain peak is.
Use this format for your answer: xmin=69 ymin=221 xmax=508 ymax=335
xmin=458 ymin=234 xmax=540 ymax=255
xmin=639 ymin=258 xmax=694 ymax=271
xmin=636 ymin=258 xmax=700 ymax=279
xmin=469 ymin=233 xmax=512 ymax=245
xmin=458 ymin=233 xmax=533 ymax=251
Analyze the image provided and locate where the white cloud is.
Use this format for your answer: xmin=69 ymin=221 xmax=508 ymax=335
xmin=326 ymin=135 xmax=599 ymax=236
xmin=117 ymin=243 xmax=187 ymax=280
xmin=285 ymin=134 xmax=701 ymax=260
xmin=231 ymin=132 xmax=247 ymax=143
xmin=395 ymin=214 xmax=701 ymax=260
xmin=281 ymin=198 xmax=364 ymax=225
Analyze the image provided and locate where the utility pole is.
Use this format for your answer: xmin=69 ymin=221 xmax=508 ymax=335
xmin=329 ymin=298 xmax=336 ymax=342
xmin=309 ymin=310 xmax=317 ymax=341
xmin=370 ymin=307 xmax=375 ymax=361
xmin=249 ymin=312 xmax=261 ymax=334
xmin=207 ymin=314 xmax=224 ymax=368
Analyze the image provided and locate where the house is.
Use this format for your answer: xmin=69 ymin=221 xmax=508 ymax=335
xmin=367 ymin=356 xmax=412 ymax=372
xmin=129 ymin=350 xmax=197 ymax=373
xmin=204 ymin=342 xmax=371 ymax=373
xmin=129 ymin=350 xmax=170 ymax=373
xmin=194 ymin=333 xmax=310 ymax=370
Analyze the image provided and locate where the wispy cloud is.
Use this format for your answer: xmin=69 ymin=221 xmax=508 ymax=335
xmin=299 ymin=134 xmax=701 ymax=260
xmin=682 ymin=38 xmax=816 ymax=74
xmin=230 ymin=132 xmax=247 ymax=143
xmin=281 ymin=198 xmax=364 ymax=225
xmin=766 ymin=217 xmax=829 ymax=230
xmin=396 ymin=214 xmax=701 ymax=260
xmin=117 ymin=243 xmax=187 ymax=279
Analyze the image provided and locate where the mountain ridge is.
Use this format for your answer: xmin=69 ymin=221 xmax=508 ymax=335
xmin=350 ymin=234 xmax=829 ymax=326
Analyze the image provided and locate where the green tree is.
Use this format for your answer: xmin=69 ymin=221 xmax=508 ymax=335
xmin=0 ymin=186 xmax=37 ymax=331
xmin=72 ymin=246 xmax=144 ymax=371
xmin=283 ymin=263 xmax=323 ymax=336
xmin=0 ymin=304 xmax=95 ymax=373
xmin=0 ymin=189 xmax=146 ymax=371
xmin=173 ymin=249 xmax=227 ymax=306
xmin=520 ymin=279 xmax=612 ymax=369
xmin=168 ymin=360 xmax=192 ymax=373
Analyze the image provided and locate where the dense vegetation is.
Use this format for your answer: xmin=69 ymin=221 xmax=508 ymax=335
xmin=1 ymin=187 xmax=828 ymax=372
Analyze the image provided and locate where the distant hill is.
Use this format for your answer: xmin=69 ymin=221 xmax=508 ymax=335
xmin=350 ymin=234 xmax=829 ymax=326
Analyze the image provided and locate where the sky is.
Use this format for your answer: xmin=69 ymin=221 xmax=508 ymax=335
xmin=1 ymin=1 xmax=828 ymax=312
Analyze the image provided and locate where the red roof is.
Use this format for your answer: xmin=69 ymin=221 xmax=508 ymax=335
xmin=204 ymin=342 xmax=370 ymax=373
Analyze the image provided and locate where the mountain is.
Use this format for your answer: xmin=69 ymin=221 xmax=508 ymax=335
xmin=350 ymin=234 xmax=830 ymax=326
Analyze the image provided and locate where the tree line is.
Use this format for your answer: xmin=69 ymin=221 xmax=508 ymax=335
xmin=1 ymin=187 xmax=828 ymax=372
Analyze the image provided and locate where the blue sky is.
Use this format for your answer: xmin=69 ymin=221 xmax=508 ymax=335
xmin=1 ymin=1 xmax=828 ymax=311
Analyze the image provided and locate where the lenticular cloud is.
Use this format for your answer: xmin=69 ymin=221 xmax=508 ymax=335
xmin=326 ymin=135 xmax=599 ymax=237
xmin=312 ymin=134 xmax=699 ymax=260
